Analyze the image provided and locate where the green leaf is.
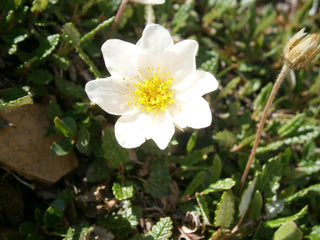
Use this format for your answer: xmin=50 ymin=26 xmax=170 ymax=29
xmin=256 ymin=150 xmax=290 ymax=199
xmin=196 ymin=193 xmax=211 ymax=225
xmin=62 ymin=225 xmax=93 ymax=240
xmin=203 ymin=178 xmax=236 ymax=195
xmin=31 ymin=0 xmax=50 ymax=12
xmin=250 ymin=190 xmax=263 ymax=220
xmin=50 ymin=138 xmax=74 ymax=156
xmin=239 ymin=179 xmax=256 ymax=217
xmin=55 ymin=78 xmax=87 ymax=100
xmin=119 ymin=200 xmax=141 ymax=228
xmin=62 ymin=22 xmax=102 ymax=77
xmin=27 ymin=69 xmax=53 ymax=85
xmin=186 ymin=131 xmax=198 ymax=154
xmin=19 ymin=221 xmax=35 ymax=236
xmin=184 ymin=171 xmax=205 ymax=196
xmin=21 ymin=34 xmax=60 ymax=68
xmin=180 ymin=150 xmax=203 ymax=167
xmin=218 ymin=77 xmax=241 ymax=99
xmin=253 ymin=82 xmax=273 ymax=110
xmin=3 ymin=28 xmax=29 ymax=55
xmin=146 ymin=217 xmax=173 ymax=240
xmin=102 ymin=127 xmax=129 ymax=168
xmin=171 ymin=0 xmax=194 ymax=34
xmin=86 ymin=158 xmax=112 ymax=183
xmin=214 ymin=191 xmax=235 ymax=228
xmin=0 ymin=86 xmax=33 ymax=110
xmin=112 ymin=182 xmax=134 ymax=200
xmin=214 ymin=130 xmax=236 ymax=149
xmin=54 ymin=117 xmax=77 ymax=138
xmin=210 ymin=154 xmax=222 ymax=183
xmin=257 ymin=126 xmax=320 ymax=154
xmin=278 ymin=113 xmax=306 ymax=138
xmin=76 ymin=127 xmax=90 ymax=154
xmin=144 ymin=158 xmax=171 ymax=198
xmin=306 ymin=225 xmax=320 ymax=240
xmin=81 ymin=17 xmax=114 ymax=43
xmin=44 ymin=199 xmax=65 ymax=228
xmin=273 ymin=221 xmax=302 ymax=240
xmin=200 ymin=51 xmax=220 ymax=75
xmin=265 ymin=206 xmax=308 ymax=228
xmin=285 ymin=183 xmax=320 ymax=204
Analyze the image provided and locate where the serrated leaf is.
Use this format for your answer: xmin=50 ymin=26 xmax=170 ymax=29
xmin=120 ymin=200 xmax=140 ymax=228
xmin=184 ymin=171 xmax=205 ymax=196
xmin=54 ymin=117 xmax=77 ymax=138
xmin=171 ymin=0 xmax=194 ymax=34
xmin=55 ymin=78 xmax=87 ymax=100
xmin=273 ymin=221 xmax=302 ymax=240
xmin=200 ymin=51 xmax=220 ymax=75
xmin=285 ymin=183 xmax=320 ymax=204
xmin=81 ymin=17 xmax=114 ymax=43
xmin=256 ymin=150 xmax=290 ymax=199
xmin=186 ymin=131 xmax=198 ymax=154
xmin=112 ymin=182 xmax=134 ymax=200
xmin=306 ymin=225 xmax=320 ymax=240
xmin=214 ymin=130 xmax=236 ymax=149
xmin=203 ymin=178 xmax=236 ymax=195
xmin=76 ymin=127 xmax=90 ymax=153
xmin=147 ymin=217 xmax=173 ymax=240
xmin=86 ymin=158 xmax=111 ymax=183
xmin=214 ymin=191 xmax=235 ymax=227
xmin=253 ymin=82 xmax=273 ymax=110
xmin=144 ymin=158 xmax=171 ymax=198
xmin=257 ymin=125 xmax=320 ymax=154
xmin=218 ymin=77 xmax=241 ymax=99
xmin=249 ymin=190 xmax=263 ymax=220
xmin=196 ymin=193 xmax=210 ymax=225
xmin=3 ymin=28 xmax=29 ymax=55
xmin=31 ymin=0 xmax=50 ymax=12
xmin=239 ymin=179 xmax=256 ymax=217
xmin=102 ymin=127 xmax=129 ymax=168
xmin=28 ymin=69 xmax=53 ymax=85
xmin=63 ymin=225 xmax=94 ymax=240
xmin=265 ymin=206 xmax=308 ymax=228
xmin=62 ymin=22 xmax=102 ymax=77
xmin=278 ymin=113 xmax=306 ymax=138
xmin=20 ymin=34 xmax=60 ymax=68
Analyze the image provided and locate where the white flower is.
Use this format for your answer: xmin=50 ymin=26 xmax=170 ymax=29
xmin=85 ymin=24 xmax=218 ymax=150
xmin=130 ymin=0 xmax=165 ymax=5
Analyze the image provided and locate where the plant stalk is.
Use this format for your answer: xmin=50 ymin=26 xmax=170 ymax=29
xmin=108 ymin=0 xmax=129 ymax=39
xmin=239 ymin=63 xmax=290 ymax=193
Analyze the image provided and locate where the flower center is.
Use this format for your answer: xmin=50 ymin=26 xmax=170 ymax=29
xmin=127 ymin=66 xmax=175 ymax=113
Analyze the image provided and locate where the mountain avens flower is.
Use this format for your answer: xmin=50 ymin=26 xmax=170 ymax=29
xmin=85 ymin=24 xmax=218 ymax=149
xmin=130 ymin=0 xmax=165 ymax=4
xmin=283 ymin=28 xmax=320 ymax=69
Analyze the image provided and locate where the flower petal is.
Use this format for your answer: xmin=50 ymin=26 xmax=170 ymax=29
xmin=115 ymin=112 xmax=148 ymax=148
xmin=137 ymin=24 xmax=174 ymax=54
xmin=131 ymin=0 xmax=165 ymax=4
xmin=146 ymin=112 xmax=175 ymax=150
xmin=175 ymin=70 xmax=219 ymax=96
xmin=161 ymin=39 xmax=198 ymax=82
xmin=85 ymin=77 xmax=133 ymax=115
xmin=171 ymin=97 xmax=212 ymax=129
xmin=101 ymin=39 xmax=141 ymax=77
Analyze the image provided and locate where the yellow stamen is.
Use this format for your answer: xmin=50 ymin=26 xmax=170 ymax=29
xmin=128 ymin=65 xmax=175 ymax=114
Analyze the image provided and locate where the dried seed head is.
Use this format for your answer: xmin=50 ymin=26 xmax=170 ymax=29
xmin=283 ymin=28 xmax=320 ymax=69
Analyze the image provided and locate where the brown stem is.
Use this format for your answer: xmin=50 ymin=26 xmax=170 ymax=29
xmin=239 ymin=63 xmax=290 ymax=193
xmin=108 ymin=0 xmax=129 ymax=39
xmin=211 ymin=226 xmax=223 ymax=240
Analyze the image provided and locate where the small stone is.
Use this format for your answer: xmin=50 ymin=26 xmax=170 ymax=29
xmin=0 ymin=104 xmax=78 ymax=184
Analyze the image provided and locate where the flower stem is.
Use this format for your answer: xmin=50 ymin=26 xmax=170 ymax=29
xmin=145 ymin=5 xmax=154 ymax=24
xmin=108 ymin=0 xmax=128 ymax=39
xmin=239 ymin=63 xmax=290 ymax=193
